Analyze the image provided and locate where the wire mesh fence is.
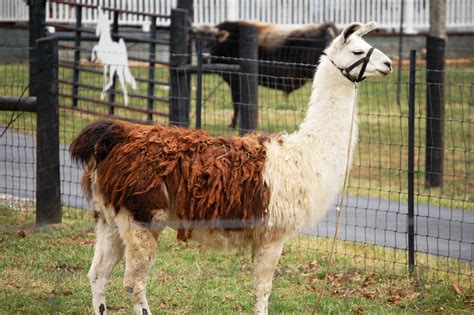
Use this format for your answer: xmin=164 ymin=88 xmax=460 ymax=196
xmin=0 ymin=48 xmax=37 ymax=212
xmin=0 ymin=34 xmax=472 ymax=294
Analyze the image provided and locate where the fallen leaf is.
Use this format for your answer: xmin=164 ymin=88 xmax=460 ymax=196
xmin=452 ymin=283 xmax=462 ymax=296
xmin=57 ymin=263 xmax=81 ymax=272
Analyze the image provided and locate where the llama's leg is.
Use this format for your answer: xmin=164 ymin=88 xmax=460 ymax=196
xmin=91 ymin=46 xmax=97 ymax=62
xmin=102 ymin=65 xmax=116 ymax=93
xmin=117 ymin=67 xmax=128 ymax=105
xmin=101 ymin=65 xmax=108 ymax=101
xmin=252 ymin=239 xmax=284 ymax=315
xmin=88 ymin=217 xmax=125 ymax=315
xmin=116 ymin=212 xmax=160 ymax=315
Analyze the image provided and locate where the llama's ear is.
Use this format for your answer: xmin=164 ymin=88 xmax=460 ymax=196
xmin=217 ymin=30 xmax=230 ymax=43
xmin=96 ymin=8 xmax=103 ymax=36
xmin=355 ymin=21 xmax=377 ymax=37
xmin=342 ymin=22 xmax=363 ymax=43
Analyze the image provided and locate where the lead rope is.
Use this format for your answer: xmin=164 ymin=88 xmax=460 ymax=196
xmin=311 ymin=83 xmax=359 ymax=314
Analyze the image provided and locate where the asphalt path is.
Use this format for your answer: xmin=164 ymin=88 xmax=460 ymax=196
xmin=1 ymin=129 xmax=472 ymax=261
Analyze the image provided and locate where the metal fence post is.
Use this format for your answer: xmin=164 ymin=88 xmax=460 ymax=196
xmin=177 ymin=0 xmax=194 ymax=19
xmin=169 ymin=8 xmax=190 ymax=127
xmin=396 ymin=0 xmax=405 ymax=106
xmin=29 ymin=0 xmax=46 ymax=97
xmin=108 ymin=11 xmax=120 ymax=114
xmin=408 ymin=49 xmax=416 ymax=274
xmin=177 ymin=0 xmax=193 ymax=126
xmin=195 ymin=39 xmax=203 ymax=129
xmin=72 ymin=4 xmax=83 ymax=108
xmin=36 ymin=36 xmax=61 ymax=226
xmin=239 ymin=24 xmax=259 ymax=135
xmin=147 ymin=16 xmax=157 ymax=122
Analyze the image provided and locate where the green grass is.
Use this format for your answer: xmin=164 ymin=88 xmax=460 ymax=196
xmin=0 ymin=205 xmax=472 ymax=314
xmin=0 ymin=61 xmax=472 ymax=210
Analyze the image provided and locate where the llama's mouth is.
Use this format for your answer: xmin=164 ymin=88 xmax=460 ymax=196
xmin=378 ymin=69 xmax=390 ymax=76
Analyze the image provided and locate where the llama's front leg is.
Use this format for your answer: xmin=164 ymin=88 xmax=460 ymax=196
xmin=117 ymin=66 xmax=129 ymax=105
xmin=91 ymin=45 xmax=97 ymax=62
xmin=101 ymin=64 xmax=109 ymax=101
xmin=88 ymin=217 xmax=125 ymax=315
xmin=102 ymin=65 xmax=116 ymax=93
xmin=116 ymin=212 xmax=159 ymax=315
xmin=252 ymin=239 xmax=284 ymax=315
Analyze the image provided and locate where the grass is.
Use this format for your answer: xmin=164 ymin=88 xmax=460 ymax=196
xmin=0 ymin=60 xmax=472 ymax=211
xmin=0 ymin=205 xmax=473 ymax=314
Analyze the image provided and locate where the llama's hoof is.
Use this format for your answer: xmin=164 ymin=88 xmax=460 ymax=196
xmin=100 ymin=93 xmax=106 ymax=101
xmin=99 ymin=303 xmax=106 ymax=315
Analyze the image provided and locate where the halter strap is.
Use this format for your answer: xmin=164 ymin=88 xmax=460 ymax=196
xmin=323 ymin=47 xmax=375 ymax=83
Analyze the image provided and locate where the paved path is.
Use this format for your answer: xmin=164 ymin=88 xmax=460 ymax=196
xmin=1 ymin=129 xmax=472 ymax=261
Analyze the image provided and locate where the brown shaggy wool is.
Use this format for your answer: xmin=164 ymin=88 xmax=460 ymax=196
xmin=71 ymin=120 xmax=271 ymax=240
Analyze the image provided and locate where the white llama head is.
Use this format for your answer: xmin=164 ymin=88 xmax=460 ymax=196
xmin=96 ymin=7 xmax=110 ymax=37
xmin=324 ymin=21 xmax=392 ymax=81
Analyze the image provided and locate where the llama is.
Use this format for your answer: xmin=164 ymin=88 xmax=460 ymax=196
xmin=91 ymin=7 xmax=137 ymax=105
xmin=193 ymin=20 xmax=337 ymax=128
xmin=70 ymin=21 xmax=392 ymax=315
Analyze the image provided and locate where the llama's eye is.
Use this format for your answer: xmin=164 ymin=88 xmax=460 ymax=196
xmin=352 ymin=50 xmax=364 ymax=55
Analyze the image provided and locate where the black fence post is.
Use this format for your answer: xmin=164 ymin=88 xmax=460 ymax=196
xmin=425 ymin=36 xmax=445 ymax=187
xmin=169 ymin=9 xmax=190 ymax=127
xmin=239 ymin=24 xmax=259 ymax=135
xmin=29 ymin=0 xmax=46 ymax=97
xmin=108 ymin=11 xmax=120 ymax=114
xmin=396 ymin=0 xmax=405 ymax=106
xmin=72 ymin=4 xmax=83 ymax=108
xmin=147 ymin=16 xmax=157 ymax=122
xmin=408 ymin=50 xmax=416 ymax=274
xmin=177 ymin=0 xmax=193 ymax=126
xmin=195 ymin=39 xmax=203 ymax=129
xmin=36 ymin=36 xmax=61 ymax=226
xmin=177 ymin=0 xmax=194 ymax=18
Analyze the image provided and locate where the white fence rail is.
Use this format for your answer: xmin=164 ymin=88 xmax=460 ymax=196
xmin=1 ymin=0 xmax=473 ymax=33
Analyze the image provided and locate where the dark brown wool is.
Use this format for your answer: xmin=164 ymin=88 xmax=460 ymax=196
xmin=70 ymin=120 xmax=271 ymax=240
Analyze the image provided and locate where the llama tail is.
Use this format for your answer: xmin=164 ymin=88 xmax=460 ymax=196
xmin=118 ymin=38 xmax=137 ymax=90
xmin=70 ymin=119 xmax=129 ymax=167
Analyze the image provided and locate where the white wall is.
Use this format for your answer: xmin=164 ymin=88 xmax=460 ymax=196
xmin=1 ymin=0 xmax=473 ymax=33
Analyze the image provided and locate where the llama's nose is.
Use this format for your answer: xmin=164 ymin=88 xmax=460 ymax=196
xmin=384 ymin=61 xmax=392 ymax=71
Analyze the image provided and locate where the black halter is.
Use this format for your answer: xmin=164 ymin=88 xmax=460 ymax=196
xmin=323 ymin=47 xmax=375 ymax=83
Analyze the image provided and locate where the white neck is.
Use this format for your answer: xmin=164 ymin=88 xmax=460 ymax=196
xmin=98 ymin=27 xmax=113 ymax=45
xmin=297 ymin=57 xmax=358 ymax=137
xmin=282 ymin=56 xmax=360 ymax=226
xmin=262 ymin=56 xmax=362 ymax=231
xmin=286 ymin=56 xmax=360 ymax=197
